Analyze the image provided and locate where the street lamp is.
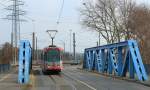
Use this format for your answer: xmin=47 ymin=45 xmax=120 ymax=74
xmin=46 ymin=30 xmax=58 ymax=46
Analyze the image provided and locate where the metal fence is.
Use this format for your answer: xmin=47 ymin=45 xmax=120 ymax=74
xmin=0 ymin=64 xmax=11 ymax=74
xmin=145 ymin=64 xmax=150 ymax=75
xmin=0 ymin=43 xmax=12 ymax=74
xmin=0 ymin=43 xmax=13 ymax=64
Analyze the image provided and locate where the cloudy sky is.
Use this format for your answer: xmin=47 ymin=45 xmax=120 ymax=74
xmin=0 ymin=0 xmax=149 ymax=53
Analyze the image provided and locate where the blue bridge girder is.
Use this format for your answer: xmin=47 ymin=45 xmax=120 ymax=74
xmin=83 ymin=40 xmax=148 ymax=81
xmin=18 ymin=40 xmax=32 ymax=84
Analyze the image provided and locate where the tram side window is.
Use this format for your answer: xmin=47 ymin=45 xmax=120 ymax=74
xmin=44 ymin=52 xmax=47 ymax=62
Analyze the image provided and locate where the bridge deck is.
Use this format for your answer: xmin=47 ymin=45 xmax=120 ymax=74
xmin=0 ymin=65 xmax=150 ymax=90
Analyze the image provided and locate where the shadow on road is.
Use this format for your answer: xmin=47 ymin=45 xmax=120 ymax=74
xmin=32 ymin=69 xmax=61 ymax=76
xmin=32 ymin=69 xmax=41 ymax=76
xmin=43 ymin=71 xmax=61 ymax=75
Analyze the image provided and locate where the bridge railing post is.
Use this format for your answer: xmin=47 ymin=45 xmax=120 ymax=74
xmin=18 ymin=40 xmax=31 ymax=84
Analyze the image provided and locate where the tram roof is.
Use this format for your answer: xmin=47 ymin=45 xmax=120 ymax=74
xmin=43 ymin=46 xmax=63 ymax=52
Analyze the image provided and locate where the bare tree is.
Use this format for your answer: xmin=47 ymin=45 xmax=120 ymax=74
xmin=128 ymin=5 xmax=150 ymax=64
xmin=80 ymin=0 xmax=135 ymax=44
xmin=0 ymin=42 xmax=12 ymax=64
xmin=117 ymin=0 xmax=135 ymax=40
xmin=80 ymin=0 xmax=150 ymax=64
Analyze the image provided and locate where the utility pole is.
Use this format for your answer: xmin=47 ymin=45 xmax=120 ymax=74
xmin=36 ymin=37 xmax=38 ymax=61
xmin=69 ymin=29 xmax=72 ymax=60
xmin=73 ymin=33 xmax=76 ymax=63
xmin=97 ymin=41 xmax=99 ymax=46
xmin=4 ymin=0 xmax=25 ymax=65
xmin=63 ymin=42 xmax=65 ymax=53
xmin=98 ymin=31 xmax=100 ymax=46
xmin=11 ymin=32 xmax=13 ymax=64
xmin=32 ymin=32 xmax=35 ymax=64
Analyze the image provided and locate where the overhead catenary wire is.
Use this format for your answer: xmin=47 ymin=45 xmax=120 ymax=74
xmin=56 ymin=0 xmax=64 ymax=24
xmin=0 ymin=0 xmax=12 ymax=9
xmin=0 ymin=1 xmax=7 ymax=7
xmin=0 ymin=0 xmax=10 ymax=4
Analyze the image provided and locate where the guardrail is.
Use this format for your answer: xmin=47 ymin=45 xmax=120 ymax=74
xmin=83 ymin=40 xmax=148 ymax=81
xmin=0 ymin=64 xmax=10 ymax=73
xmin=145 ymin=64 xmax=150 ymax=75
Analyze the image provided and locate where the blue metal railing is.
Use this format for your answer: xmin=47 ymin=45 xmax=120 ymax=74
xmin=144 ymin=64 xmax=150 ymax=75
xmin=83 ymin=40 xmax=148 ymax=81
xmin=0 ymin=64 xmax=10 ymax=73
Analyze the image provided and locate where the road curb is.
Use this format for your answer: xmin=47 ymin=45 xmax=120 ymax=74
xmin=30 ymin=70 xmax=36 ymax=87
xmin=21 ymin=70 xmax=36 ymax=90
xmin=77 ymin=68 xmax=150 ymax=87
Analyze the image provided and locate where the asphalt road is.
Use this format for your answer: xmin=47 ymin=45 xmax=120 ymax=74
xmin=0 ymin=65 xmax=150 ymax=90
xmin=0 ymin=68 xmax=21 ymax=90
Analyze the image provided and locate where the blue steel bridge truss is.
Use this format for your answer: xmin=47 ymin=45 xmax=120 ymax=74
xmin=83 ymin=40 xmax=148 ymax=81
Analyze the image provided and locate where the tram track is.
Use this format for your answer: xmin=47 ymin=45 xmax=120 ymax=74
xmin=29 ymin=65 xmax=150 ymax=90
xmin=41 ymin=70 xmax=93 ymax=90
xmin=0 ymin=65 xmax=149 ymax=90
xmin=36 ymin=65 xmax=99 ymax=90
xmin=48 ymin=73 xmax=77 ymax=90
xmin=49 ymin=75 xmax=57 ymax=84
xmin=61 ymin=71 xmax=97 ymax=90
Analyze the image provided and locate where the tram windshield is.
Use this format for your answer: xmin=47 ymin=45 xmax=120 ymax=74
xmin=48 ymin=50 xmax=60 ymax=62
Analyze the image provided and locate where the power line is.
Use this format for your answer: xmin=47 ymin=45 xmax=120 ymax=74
xmin=0 ymin=0 xmax=9 ymax=4
xmin=4 ymin=0 xmax=26 ymax=65
xmin=56 ymin=0 xmax=64 ymax=24
xmin=0 ymin=1 xmax=7 ymax=7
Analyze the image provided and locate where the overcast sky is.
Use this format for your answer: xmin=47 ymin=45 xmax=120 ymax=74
xmin=0 ymin=0 xmax=149 ymax=53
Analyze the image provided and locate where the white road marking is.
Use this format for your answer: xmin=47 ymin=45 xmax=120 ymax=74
xmin=63 ymin=72 xmax=97 ymax=90
xmin=0 ymin=68 xmax=18 ymax=82
xmin=71 ymin=84 xmax=77 ymax=90
xmin=0 ymin=73 xmax=11 ymax=82
xmin=73 ymin=77 xmax=97 ymax=90
xmin=63 ymin=75 xmax=77 ymax=90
